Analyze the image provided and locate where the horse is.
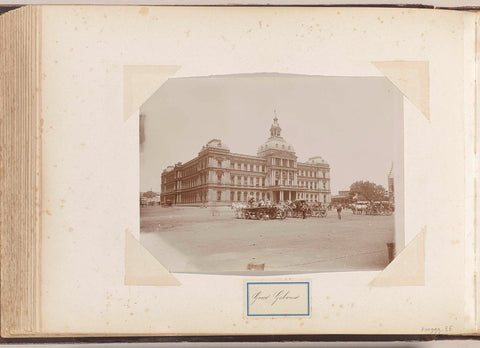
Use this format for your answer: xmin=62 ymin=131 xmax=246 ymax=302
xmin=231 ymin=202 xmax=246 ymax=218
xmin=352 ymin=203 xmax=365 ymax=215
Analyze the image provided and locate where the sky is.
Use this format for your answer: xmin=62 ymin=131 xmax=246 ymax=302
xmin=140 ymin=74 xmax=402 ymax=194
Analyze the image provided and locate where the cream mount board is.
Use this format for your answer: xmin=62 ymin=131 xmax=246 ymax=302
xmin=0 ymin=5 xmax=477 ymax=336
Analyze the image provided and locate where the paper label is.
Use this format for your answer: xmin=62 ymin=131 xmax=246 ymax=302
xmin=246 ymin=281 xmax=310 ymax=317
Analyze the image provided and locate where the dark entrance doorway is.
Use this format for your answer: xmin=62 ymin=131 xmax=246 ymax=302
xmin=273 ymin=191 xmax=280 ymax=203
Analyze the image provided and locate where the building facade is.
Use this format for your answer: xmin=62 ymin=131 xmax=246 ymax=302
xmin=331 ymin=190 xmax=351 ymax=205
xmin=160 ymin=117 xmax=331 ymax=206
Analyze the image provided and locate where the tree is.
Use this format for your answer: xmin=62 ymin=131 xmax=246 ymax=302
xmin=142 ymin=190 xmax=159 ymax=198
xmin=349 ymin=181 xmax=387 ymax=202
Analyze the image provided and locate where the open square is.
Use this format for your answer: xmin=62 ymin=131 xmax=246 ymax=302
xmin=140 ymin=206 xmax=394 ymax=272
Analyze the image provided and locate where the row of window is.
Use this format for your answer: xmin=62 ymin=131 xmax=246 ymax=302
xmin=273 ymin=179 xmax=294 ymax=186
xmin=298 ymin=181 xmax=328 ymax=190
xmin=298 ymin=169 xmax=327 ymax=178
xmin=229 ymin=175 xmax=265 ymax=186
xmin=262 ymin=142 xmax=292 ymax=151
xmin=267 ymin=159 xmax=328 ymax=180
xmin=165 ymin=158 xmax=208 ymax=180
xmin=229 ymin=161 xmax=265 ymax=172
xmin=182 ymin=174 xmax=208 ymax=189
xmin=167 ymin=176 xmax=328 ymax=190
xmin=162 ymin=172 xmax=176 ymax=184
xmin=177 ymin=191 xmax=207 ymax=204
xmin=179 ymin=159 xmax=267 ymax=175
xmin=270 ymin=158 xmax=296 ymax=168
xmin=163 ymin=183 xmax=176 ymax=192
xmin=182 ymin=165 xmax=198 ymax=177
xmin=274 ymin=170 xmax=295 ymax=179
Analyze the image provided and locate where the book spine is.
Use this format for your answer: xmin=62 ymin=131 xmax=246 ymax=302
xmin=476 ymin=11 xmax=480 ymax=335
xmin=0 ymin=5 xmax=42 ymax=337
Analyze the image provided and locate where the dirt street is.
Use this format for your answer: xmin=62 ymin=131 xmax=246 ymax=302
xmin=140 ymin=206 xmax=394 ymax=273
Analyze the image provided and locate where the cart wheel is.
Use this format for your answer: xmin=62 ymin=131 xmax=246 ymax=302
xmin=257 ymin=212 xmax=264 ymax=220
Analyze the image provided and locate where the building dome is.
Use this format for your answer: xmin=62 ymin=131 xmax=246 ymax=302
xmin=306 ymin=156 xmax=328 ymax=165
xmin=201 ymin=139 xmax=229 ymax=151
xmin=258 ymin=137 xmax=295 ymax=153
xmin=257 ymin=116 xmax=295 ymax=155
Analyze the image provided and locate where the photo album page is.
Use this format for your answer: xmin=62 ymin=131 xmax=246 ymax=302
xmin=1 ymin=5 xmax=478 ymax=336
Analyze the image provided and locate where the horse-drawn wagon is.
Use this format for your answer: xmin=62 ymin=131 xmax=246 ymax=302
xmin=285 ymin=200 xmax=310 ymax=218
xmin=365 ymin=202 xmax=394 ymax=216
xmin=232 ymin=202 xmax=287 ymax=220
xmin=310 ymin=203 xmax=328 ymax=218
xmin=284 ymin=200 xmax=327 ymax=218
xmin=243 ymin=205 xmax=287 ymax=220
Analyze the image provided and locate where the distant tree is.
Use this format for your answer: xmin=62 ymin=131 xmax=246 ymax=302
xmin=349 ymin=181 xmax=387 ymax=202
xmin=142 ymin=190 xmax=158 ymax=198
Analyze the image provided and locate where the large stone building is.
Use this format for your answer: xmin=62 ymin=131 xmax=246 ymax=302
xmin=160 ymin=117 xmax=331 ymax=206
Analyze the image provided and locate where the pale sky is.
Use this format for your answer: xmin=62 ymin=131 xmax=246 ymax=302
xmin=140 ymin=74 xmax=402 ymax=194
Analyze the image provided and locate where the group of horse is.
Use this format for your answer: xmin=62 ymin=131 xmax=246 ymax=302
xmin=231 ymin=202 xmax=250 ymax=218
xmin=349 ymin=203 xmax=368 ymax=215
xmin=345 ymin=202 xmax=394 ymax=216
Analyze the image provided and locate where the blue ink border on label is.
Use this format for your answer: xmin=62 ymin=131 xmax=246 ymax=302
xmin=246 ymin=281 xmax=310 ymax=317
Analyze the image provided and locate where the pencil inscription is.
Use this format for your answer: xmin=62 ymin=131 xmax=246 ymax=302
xmin=251 ymin=290 xmax=301 ymax=306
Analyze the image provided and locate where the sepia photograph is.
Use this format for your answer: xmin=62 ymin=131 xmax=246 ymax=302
xmin=139 ymin=73 xmax=403 ymax=273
